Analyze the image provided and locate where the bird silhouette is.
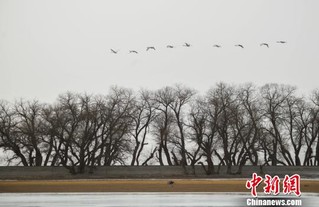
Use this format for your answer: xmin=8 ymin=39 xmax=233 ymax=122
xmin=129 ymin=50 xmax=138 ymax=54
xmin=167 ymin=45 xmax=174 ymax=48
xmin=260 ymin=43 xmax=269 ymax=48
xmin=183 ymin=42 xmax=191 ymax=47
xmin=146 ymin=47 xmax=156 ymax=51
xmin=110 ymin=49 xmax=118 ymax=54
xmin=276 ymin=41 xmax=286 ymax=44
xmin=213 ymin=44 xmax=221 ymax=48
xmin=167 ymin=180 xmax=175 ymax=187
xmin=235 ymin=44 xmax=244 ymax=48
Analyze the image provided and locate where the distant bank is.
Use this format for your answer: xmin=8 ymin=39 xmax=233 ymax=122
xmin=0 ymin=166 xmax=318 ymax=180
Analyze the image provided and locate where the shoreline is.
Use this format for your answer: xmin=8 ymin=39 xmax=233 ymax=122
xmin=1 ymin=179 xmax=319 ymax=193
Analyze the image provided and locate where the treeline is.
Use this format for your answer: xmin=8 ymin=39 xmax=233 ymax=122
xmin=0 ymin=83 xmax=319 ymax=174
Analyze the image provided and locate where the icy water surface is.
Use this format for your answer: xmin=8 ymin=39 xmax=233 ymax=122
xmin=0 ymin=193 xmax=318 ymax=207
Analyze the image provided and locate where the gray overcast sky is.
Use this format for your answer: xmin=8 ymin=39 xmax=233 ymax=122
xmin=1 ymin=0 xmax=319 ymax=102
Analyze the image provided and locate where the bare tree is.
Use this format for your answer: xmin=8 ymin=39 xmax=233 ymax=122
xmin=1 ymin=84 xmax=319 ymax=171
xmin=0 ymin=100 xmax=53 ymax=166
xmin=236 ymin=84 xmax=263 ymax=167
xmin=14 ymin=100 xmax=48 ymax=166
xmin=94 ymin=87 xmax=135 ymax=167
xmin=260 ymin=84 xmax=297 ymax=166
xmin=282 ymin=95 xmax=308 ymax=166
xmin=152 ymin=85 xmax=196 ymax=170
xmin=130 ymin=90 xmax=156 ymax=166
xmin=206 ymin=83 xmax=240 ymax=174
xmin=310 ymin=90 xmax=319 ymax=165
xmin=45 ymin=93 xmax=94 ymax=173
xmin=0 ymin=101 xmax=29 ymax=166
xmin=153 ymin=87 xmax=175 ymax=165
xmin=168 ymin=85 xmax=196 ymax=169
xmin=188 ymin=97 xmax=215 ymax=174
xmin=41 ymin=104 xmax=63 ymax=166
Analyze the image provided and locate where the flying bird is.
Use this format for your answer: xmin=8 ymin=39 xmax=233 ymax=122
xmin=183 ymin=42 xmax=191 ymax=47
xmin=167 ymin=45 xmax=174 ymax=48
xmin=277 ymin=41 xmax=287 ymax=44
xmin=110 ymin=49 xmax=118 ymax=54
xmin=146 ymin=46 xmax=156 ymax=51
xmin=213 ymin=44 xmax=221 ymax=48
xmin=235 ymin=44 xmax=244 ymax=48
xmin=129 ymin=50 xmax=138 ymax=54
xmin=260 ymin=43 xmax=269 ymax=48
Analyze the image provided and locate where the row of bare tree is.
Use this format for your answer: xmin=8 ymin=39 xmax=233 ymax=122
xmin=1 ymin=83 xmax=319 ymax=174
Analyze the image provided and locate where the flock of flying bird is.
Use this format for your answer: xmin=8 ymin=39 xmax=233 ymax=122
xmin=110 ymin=41 xmax=287 ymax=54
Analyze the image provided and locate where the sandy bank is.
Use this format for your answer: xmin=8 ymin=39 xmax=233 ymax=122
xmin=1 ymin=179 xmax=318 ymax=193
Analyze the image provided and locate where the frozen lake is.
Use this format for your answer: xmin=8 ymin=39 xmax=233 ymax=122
xmin=0 ymin=193 xmax=318 ymax=207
